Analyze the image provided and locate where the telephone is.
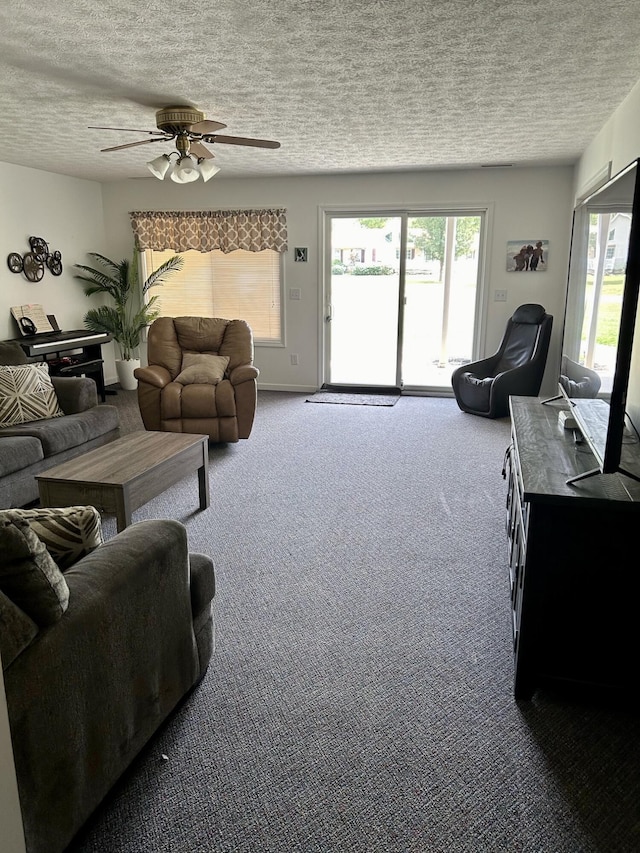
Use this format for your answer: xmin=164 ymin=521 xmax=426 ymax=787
xmin=19 ymin=316 xmax=37 ymax=335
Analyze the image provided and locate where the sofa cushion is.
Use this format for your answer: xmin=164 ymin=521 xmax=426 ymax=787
xmin=0 ymin=404 xmax=119 ymax=456
xmin=175 ymin=353 xmax=230 ymax=385
xmin=0 ymin=512 xmax=69 ymax=626
xmin=15 ymin=506 xmax=103 ymax=570
xmin=0 ymin=363 xmax=64 ymax=427
xmin=0 ymin=435 xmax=44 ymax=476
xmin=0 ymin=340 xmax=28 ymax=366
xmin=0 ymin=589 xmax=39 ymax=669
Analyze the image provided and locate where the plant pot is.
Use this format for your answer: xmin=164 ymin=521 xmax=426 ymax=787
xmin=115 ymin=358 xmax=141 ymax=391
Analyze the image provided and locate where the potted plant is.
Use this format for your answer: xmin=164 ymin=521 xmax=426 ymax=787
xmin=74 ymin=251 xmax=183 ymax=390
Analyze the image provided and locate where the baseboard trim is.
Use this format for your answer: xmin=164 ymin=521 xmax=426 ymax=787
xmin=258 ymin=383 xmax=318 ymax=393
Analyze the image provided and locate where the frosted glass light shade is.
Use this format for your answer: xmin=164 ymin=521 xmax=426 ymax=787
xmin=199 ymin=159 xmax=221 ymax=182
xmin=171 ymin=156 xmax=200 ymax=183
xmin=147 ymin=154 xmax=171 ymax=179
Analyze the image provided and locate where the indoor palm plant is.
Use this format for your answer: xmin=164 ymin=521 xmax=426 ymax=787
xmin=74 ymin=251 xmax=183 ymax=390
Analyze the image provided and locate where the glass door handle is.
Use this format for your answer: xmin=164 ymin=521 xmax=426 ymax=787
xmin=325 ymin=305 xmax=332 ymax=322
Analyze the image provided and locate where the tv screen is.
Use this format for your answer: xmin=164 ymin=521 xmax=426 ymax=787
xmin=557 ymin=158 xmax=640 ymax=483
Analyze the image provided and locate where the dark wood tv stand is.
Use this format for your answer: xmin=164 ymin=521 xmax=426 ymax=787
xmin=504 ymin=395 xmax=640 ymax=700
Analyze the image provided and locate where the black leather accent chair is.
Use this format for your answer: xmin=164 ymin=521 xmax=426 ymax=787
xmin=451 ymin=303 xmax=553 ymax=418
xmin=559 ymin=354 xmax=601 ymax=398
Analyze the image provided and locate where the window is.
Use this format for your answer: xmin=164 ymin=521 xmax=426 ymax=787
xmin=130 ymin=208 xmax=287 ymax=346
xmin=142 ymin=248 xmax=283 ymax=345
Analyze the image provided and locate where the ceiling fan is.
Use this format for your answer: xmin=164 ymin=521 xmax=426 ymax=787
xmin=89 ymin=105 xmax=280 ymax=181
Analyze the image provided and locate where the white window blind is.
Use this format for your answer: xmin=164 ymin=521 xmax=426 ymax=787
xmin=143 ymin=248 xmax=283 ymax=344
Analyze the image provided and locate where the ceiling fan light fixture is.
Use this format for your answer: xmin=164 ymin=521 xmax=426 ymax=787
xmin=171 ymin=155 xmax=200 ymax=183
xmin=146 ymin=153 xmax=172 ymax=180
xmin=198 ymin=158 xmax=221 ymax=182
xmin=93 ymin=106 xmax=280 ymax=181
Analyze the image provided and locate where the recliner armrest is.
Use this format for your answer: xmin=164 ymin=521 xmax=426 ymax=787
xmin=134 ymin=365 xmax=172 ymax=388
xmin=229 ymin=363 xmax=259 ymax=385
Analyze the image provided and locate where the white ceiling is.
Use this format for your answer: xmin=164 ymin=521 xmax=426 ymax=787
xmin=2 ymin=0 xmax=640 ymax=183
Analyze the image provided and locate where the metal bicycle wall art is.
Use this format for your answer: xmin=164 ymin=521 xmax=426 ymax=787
xmin=7 ymin=236 xmax=63 ymax=281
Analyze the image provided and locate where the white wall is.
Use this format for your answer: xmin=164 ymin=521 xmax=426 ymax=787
xmin=0 ymin=161 xmax=574 ymax=392
xmin=0 ymin=162 xmax=112 ymax=373
xmin=102 ymin=165 xmax=573 ymax=394
xmin=574 ymin=79 xmax=640 ymax=199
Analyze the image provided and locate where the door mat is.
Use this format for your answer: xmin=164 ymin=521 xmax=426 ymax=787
xmin=306 ymin=392 xmax=400 ymax=406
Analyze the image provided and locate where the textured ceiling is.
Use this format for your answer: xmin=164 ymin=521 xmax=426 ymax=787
xmin=1 ymin=0 xmax=640 ymax=183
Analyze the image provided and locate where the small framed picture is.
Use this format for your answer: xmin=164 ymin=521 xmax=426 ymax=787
xmin=294 ymin=247 xmax=308 ymax=262
xmin=506 ymin=240 xmax=548 ymax=272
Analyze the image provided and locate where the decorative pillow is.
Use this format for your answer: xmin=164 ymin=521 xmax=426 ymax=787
xmin=0 ymin=512 xmax=70 ymax=626
xmin=175 ymin=353 xmax=230 ymax=385
xmin=0 ymin=362 xmax=64 ymax=428
xmin=12 ymin=506 xmax=103 ymax=570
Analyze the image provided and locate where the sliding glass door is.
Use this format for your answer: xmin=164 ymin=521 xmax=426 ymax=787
xmin=401 ymin=214 xmax=481 ymax=388
xmin=327 ymin=216 xmax=402 ymax=386
xmin=325 ymin=211 xmax=483 ymax=392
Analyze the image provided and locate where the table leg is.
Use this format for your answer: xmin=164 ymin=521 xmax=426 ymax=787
xmin=115 ymin=489 xmax=132 ymax=532
xmin=198 ymin=440 xmax=210 ymax=511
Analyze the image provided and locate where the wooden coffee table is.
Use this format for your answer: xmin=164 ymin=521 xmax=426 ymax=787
xmin=37 ymin=431 xmax=209 ymax=531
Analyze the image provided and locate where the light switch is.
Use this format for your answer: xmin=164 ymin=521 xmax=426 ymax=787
xmin=494 ymin=289 xmax=507 ymax=302
xmin=289 ymin=288 xmax=301 ymax=300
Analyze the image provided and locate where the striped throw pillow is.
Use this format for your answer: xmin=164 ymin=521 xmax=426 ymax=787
xmin=0 ymin=363 xmax=64 ymax=427
xmin=11 ymin=506 xmax=103 ymax=570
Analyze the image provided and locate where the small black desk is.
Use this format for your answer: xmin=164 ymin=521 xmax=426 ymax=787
xmin=17 ymin=330 xmax=112 ymax=402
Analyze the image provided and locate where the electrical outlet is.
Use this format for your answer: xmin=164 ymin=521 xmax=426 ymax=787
xmin=289 ymin=287 xmax=301 ymax=300
xmin=290 ymin=354 xmax=299 ymax=366
xmin=494 ymin=289 xmax=508 ymax=302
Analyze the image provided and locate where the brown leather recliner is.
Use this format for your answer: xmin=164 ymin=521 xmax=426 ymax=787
xmin=134 ymin=317 xmax=259 ymax=442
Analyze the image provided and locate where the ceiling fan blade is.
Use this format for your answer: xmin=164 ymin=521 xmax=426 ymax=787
xmin=100 ymin=137 xmax=169 ymax=152
xmin=203 ymin=134 xmax=281 ymax=149
xmin=89 ymin=126 xmax=167 ymax=135
xmin=189 ymin=141 xmax=215 ymax=159
xmin=189 ymin=119 xmax=227 ymax=134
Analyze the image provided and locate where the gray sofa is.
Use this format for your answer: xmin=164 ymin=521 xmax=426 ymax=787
xmin=0 ymin=340 xmax=120 ymax=508
xmin=1 ymin=517 xmax=215 ymax=853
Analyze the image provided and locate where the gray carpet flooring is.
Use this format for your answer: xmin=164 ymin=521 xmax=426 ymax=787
xmin=68 ymin=390 xmax=640 ymax=853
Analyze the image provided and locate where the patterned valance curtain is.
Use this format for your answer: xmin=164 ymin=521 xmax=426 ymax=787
xmin=129 ymin=209 xmax=288 ymax=254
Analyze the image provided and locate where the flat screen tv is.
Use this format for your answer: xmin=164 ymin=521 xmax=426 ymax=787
xmin=553 ymin=158 xmax=640 ymax=485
